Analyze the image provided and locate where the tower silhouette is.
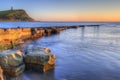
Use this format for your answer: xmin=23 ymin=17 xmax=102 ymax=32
xmin=11 ymin=6 xmax=13 ymax=10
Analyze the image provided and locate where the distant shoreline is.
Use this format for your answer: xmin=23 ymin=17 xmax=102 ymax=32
xmin=0 ymin=21 xmax=120 ymax=23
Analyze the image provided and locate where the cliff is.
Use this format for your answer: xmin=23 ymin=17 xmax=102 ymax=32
xmin=0 ymin=9 xmax=34 ymax=21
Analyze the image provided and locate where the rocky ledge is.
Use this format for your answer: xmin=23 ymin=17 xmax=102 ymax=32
xmin=0 ymin=26 xmax=81 ymax=51
xmin=0 ymin=45 xmax=55 ymax=78
xmin=0 ymin=25 xmax=100 ymax=51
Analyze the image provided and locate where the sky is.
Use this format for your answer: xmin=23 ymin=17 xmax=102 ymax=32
xmin=0 ymin=0 xmax=120 ymax=22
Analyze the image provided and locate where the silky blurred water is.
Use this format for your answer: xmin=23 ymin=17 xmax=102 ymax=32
xmin=9 ymin=23 xmax=120 ymax=80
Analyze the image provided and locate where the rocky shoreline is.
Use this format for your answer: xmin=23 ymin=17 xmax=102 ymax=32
xmin=0 ymin=25 xmax=100 ymax=79
xmin=0 ymin=25 xmax=100 ymax=50
xmin=0 ymin=45 xmax=56 ymax=79
xmin=0 ymin=26 xmax=77 ymax=50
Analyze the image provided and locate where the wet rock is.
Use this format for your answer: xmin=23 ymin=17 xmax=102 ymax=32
xmin=45 ymin=48 xmax=51 ymax=53
xmin=0 ymin=50 xmax=23 ymax=67
xmin=0 ymin=26 xmax=82 ymax=50
xmin=25 ymin=63 xmax=55 ymax=72
xmin=45 ymin=29 xmax=52 ymax=36
xmin=24 ymin=45 xmax=56 ymax=72
xmin=4 ymin=64 xmax=25 ymax=77
xmin=0 ymin=29 xmax=4 ymax=34
xmin=0 ymin=50 xmax=25 ymax=76
xmin=0 ymin=66 xmax=4 ymax=80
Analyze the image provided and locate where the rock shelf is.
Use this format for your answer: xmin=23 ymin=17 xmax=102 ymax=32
xmin=0 ymin=25 xmax=100 ymax=50
xmin=0 ymin=25 xmax=83 ymax=50
xmin=0 ymin=45 xmax=55 ymax=77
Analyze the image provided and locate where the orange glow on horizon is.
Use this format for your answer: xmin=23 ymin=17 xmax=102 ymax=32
xmin=35 ymin=11 xmax=120 ymax=22
xmin=36 ymin=16 xmax=120 ymax=22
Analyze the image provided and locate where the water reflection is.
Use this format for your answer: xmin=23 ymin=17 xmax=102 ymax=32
xmin=81 ymin=27 xmax=85 ymax=39
xmin=43 ymin=26 xmax=120 ymax=80
xmin=10 ymin=25 xmax=120 ymax=80
xmin=81 ymin=26 xmax=100 ymax=40
xmin=9 ymin=70 xmax=55 ymax=80
xmin=93 ymin=26 xmax=100 ymax=38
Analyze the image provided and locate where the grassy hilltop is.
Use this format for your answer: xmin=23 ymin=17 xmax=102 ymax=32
xmin=0 ymin=9 xmax=34 ymax=21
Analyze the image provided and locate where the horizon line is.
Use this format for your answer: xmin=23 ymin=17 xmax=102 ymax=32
xmin=35 ymin=21 xmax=120 ymax=23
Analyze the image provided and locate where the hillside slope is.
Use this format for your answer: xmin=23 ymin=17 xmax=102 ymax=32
xmin=0 ymin=9 xmax=34 ymax=21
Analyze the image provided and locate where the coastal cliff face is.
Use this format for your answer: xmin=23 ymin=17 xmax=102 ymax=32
xmin=0 ymin=9 xmax=34 ymax=21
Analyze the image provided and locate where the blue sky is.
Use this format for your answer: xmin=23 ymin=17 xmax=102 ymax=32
xmin=0 ymin=0 xmax=120 ymax=21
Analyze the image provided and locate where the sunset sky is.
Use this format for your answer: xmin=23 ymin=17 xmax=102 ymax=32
xmin=0 ymin=0 xmax=120 ymax=22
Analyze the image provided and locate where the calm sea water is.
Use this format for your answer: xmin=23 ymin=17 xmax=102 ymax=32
xmin=0 ymin=22 xmax=107 ymax=28
xmin=6 ymin=22 xmax=120 ymax=80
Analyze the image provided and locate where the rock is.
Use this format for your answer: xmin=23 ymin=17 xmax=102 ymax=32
xmin=0 ymin=50 xmax=23 ymax=67
xmin=0 ymin=50 xmax=25 ymax=76
xmin=26 ymin=63 xmax=55 ymax=72
xmin=24 ymin=45 xmax=56 ymax=72
xmin=4 ymin=64 xmax=25 ymax=77
xmin=0 ymin=29 xmax=4 ymax=34
xmin=45 ymin=48 xmax=51 ymax=53
xmin=0 ymin=66 xmax=4 ymax=80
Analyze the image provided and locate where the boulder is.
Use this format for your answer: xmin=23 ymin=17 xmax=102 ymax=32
xmin=4 ymin=64 xmax=25 ymax=77
xmin=24 ymin=45 xmax=56 ymax=72
xmin=0 ymin=50 xmax=25 ymax=76
xmin=0 ymin=66 xmax=4 ymax=80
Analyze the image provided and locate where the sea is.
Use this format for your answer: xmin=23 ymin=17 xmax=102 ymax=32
xmin=0 ymin=22 xmax=120 ymax=80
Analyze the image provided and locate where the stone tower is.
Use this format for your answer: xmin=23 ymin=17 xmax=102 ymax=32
xmin=11 ymin=6 xmax=13 ymax=10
